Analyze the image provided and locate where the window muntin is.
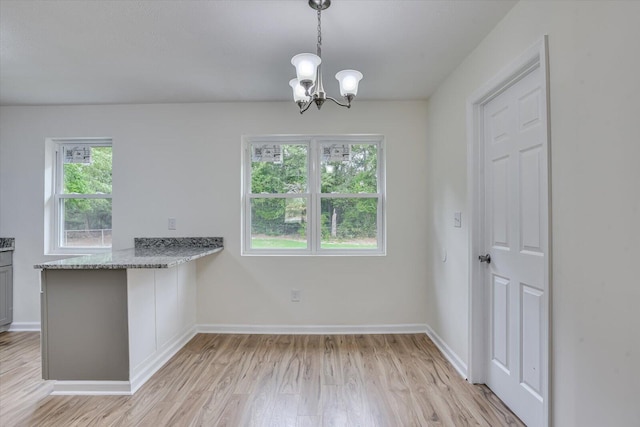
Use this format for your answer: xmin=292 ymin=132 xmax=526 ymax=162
xmin=243 ymin=136 xmax=385 ymax=255
xmin=54 ymin=140 xmax=112 ymax=252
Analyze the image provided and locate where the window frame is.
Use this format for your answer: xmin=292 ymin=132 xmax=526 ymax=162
xmin=242 ymin=134 xmax=385 ymax=256
xmin=50 ymin=138 xmax=113 ymax=254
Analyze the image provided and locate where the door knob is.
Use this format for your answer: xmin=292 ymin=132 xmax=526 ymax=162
xmin=479 ymin=254 xmax=491 ymax=264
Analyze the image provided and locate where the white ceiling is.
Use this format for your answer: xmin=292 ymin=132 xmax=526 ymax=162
xmin=0 ymin=0 xmax=516 ymax=106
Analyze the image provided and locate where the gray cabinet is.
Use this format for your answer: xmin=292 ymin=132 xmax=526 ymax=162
xmin=0 ymin=251 xmax=13 ymax=330
xmin=40 ymin=269 xmax=129 ymax=381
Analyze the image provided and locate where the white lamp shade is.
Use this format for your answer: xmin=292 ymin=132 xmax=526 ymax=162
xmin=335 ymin=70 xmax=363 ymax=97
xmin=291 ymin=53 xmax=321 ymax=84
xmin=289 ymin=78 xmax=308 ymax=102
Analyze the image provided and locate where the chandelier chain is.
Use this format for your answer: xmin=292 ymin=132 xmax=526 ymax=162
xmin=317 ymin=8 xmax=322 ymax=58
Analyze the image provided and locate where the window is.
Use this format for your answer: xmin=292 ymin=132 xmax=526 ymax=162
xmin=242 ymin=135 xmax=385 ymax=255
xmin=50 ymin=139 xmax=112 ymax=253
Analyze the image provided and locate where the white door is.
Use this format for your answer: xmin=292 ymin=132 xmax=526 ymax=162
xmin=482 ymin=64 xmax=548 ymax=427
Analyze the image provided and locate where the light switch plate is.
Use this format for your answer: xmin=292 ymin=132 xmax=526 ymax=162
xmin=454 ymin=212 xmax=462 ymax=228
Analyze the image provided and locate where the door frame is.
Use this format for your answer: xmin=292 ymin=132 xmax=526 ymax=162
xmin=466 ymin=36 xmax=551 ymax=426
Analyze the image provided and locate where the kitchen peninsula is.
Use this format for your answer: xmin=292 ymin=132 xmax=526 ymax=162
xmin=34 ymin=237 xmax=223 ymax=395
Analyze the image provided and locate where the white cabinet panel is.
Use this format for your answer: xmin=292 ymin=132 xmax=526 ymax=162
xmin=127 ymin=269 xmax=157 ymax=371
xmin=177 ymin=263 xmax=196 ymax=333
xmin=127 ymin=264 xmax=198 ymax=379
xmin=155 ymin=268 xmax=179 ymax=350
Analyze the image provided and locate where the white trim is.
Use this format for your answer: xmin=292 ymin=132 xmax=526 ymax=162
xmin=197 ymin=323 xmax=428 ymax=335
xmin=424 ymin=324 xmax=468 ymax=379
xmin=8 ymin=322 xmax=41 ymax=332
xmin=466 ymin=36 xmax=550 ymax=427
xmin=129 ymin=326 xmax=197 ymax=394
xmin=51 ymin=381 xmax=133 ymax=396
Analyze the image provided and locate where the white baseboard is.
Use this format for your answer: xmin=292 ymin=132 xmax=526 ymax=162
xmin=197 ymin=323 xmax=429 ymax=335
xmin=425 ymin=324 xmax=468 ymax=379
xmin=51 ymin=381 xmax=133 ymax=396
xmin=8 ymin=322 xmax=41 ymax=332
xmin=129 ymin=326 xmax=197 ymax=394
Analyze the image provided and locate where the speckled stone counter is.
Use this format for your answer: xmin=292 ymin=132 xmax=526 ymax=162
xmin=34 ymin=237 xmax=223 ymax=269
xmin=0 ymin=238 xmax=15 ymax=252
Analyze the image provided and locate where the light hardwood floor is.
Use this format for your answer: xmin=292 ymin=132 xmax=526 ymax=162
xmin=0 ymin=332 xmax=524 ymax=426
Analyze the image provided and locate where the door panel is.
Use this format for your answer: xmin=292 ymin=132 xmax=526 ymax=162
xmin=520 ymin=146 xmax=543 ymax=253
xmin=492 ymin=157 xmax=510 ymax=247
xmin=517 ymin=87 xmax=542 ymax=131
xmin=491 ymin=275 xmax=510 ymax=372
xmin=483 ymin=64 xmax=546 ymax=427
xmin=490 ymin=105 xmax=511 ymax=144
xmin=521 ymin=283 xmax=543 ymax=398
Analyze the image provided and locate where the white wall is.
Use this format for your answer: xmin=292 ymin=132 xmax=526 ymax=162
xmin=0 ymin=101 xmax=429 ymax=328
xmin=426 ymin=1 xmax=640 ymax=426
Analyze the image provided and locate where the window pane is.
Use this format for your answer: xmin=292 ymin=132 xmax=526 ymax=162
xmin=250 ymin=198 xmax=307 ymax=249
xmin=61 ymin=198 xmax=112 ymax=247
xmin=63 ymin=146 xmax=112 ymax=194
xmin=321 ymin=144 xmax=377 ymax=194
xmin=251 ymin=144 xmax=308 ymax=194
xmin=321 ymin=197 xmax=378 ymax=249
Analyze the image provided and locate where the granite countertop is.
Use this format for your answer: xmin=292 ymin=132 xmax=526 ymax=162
xmin=0 ymin=238 xmax=15 ymax=252
xmin=34 ymin=237 xmax=223 ymax=270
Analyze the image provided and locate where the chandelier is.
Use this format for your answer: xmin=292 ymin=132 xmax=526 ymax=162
xmin=289 ymin=0 xmax=363 ymax=114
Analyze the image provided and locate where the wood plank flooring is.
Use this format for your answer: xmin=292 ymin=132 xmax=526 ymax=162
xmin=0 ymin=332 xmax=524 ymax=426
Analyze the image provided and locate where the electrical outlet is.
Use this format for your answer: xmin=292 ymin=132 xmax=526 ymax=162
xmin=168 ymin=217 xmax=177 ymax=230
xmin=291 ymin=289 xmax=301 ymax=302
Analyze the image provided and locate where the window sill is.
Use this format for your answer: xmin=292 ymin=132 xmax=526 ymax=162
xmin=242 ymin=250 xmax=387 ymax=257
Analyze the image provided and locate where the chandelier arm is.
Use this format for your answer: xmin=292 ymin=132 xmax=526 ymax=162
xmin=304 ymin=82 xmax=318 ymax=97
xmin=299 ymin=100 xmax=314 ymax=114
xmin=326 ymin=96 xmax=351 ymax=108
